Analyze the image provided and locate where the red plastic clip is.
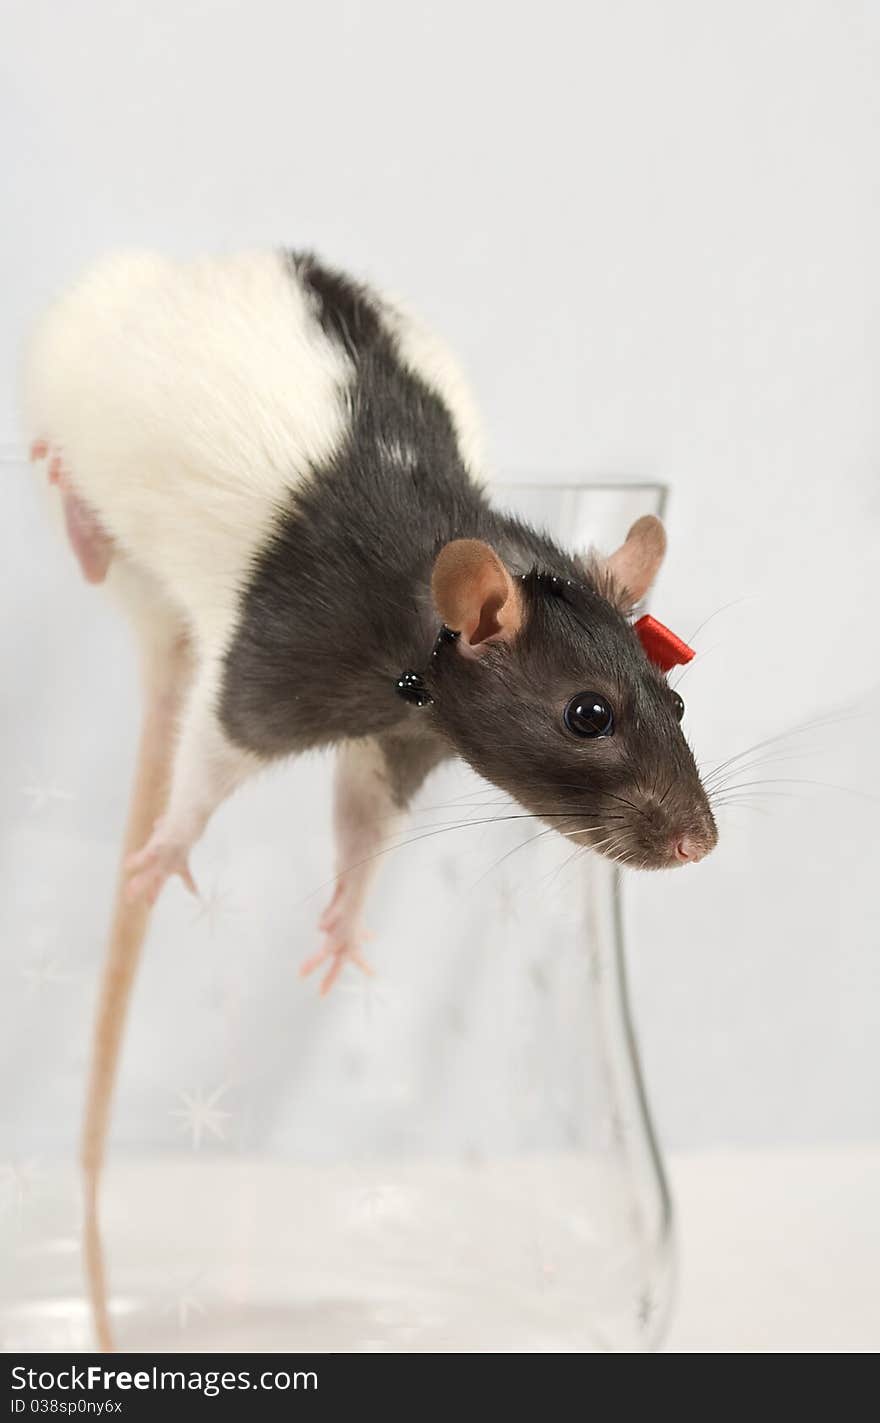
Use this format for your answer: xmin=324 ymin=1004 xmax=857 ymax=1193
xmin=634 ymin=615 xmax=695 ymax=673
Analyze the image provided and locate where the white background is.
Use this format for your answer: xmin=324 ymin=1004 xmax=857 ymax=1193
xmin=2 ymin=0 xmax=879 ymax=1350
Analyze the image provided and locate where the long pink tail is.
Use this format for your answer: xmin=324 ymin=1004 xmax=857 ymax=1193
xmin=80 ymin=633 xmax=189 ymax=1351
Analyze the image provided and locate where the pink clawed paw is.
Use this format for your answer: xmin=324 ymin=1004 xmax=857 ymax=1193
xmin=125 ymin=828 xmax=198 ymax=906
xmin=299 ymin=937 xmax=374 ymax=996
xmin=301 ymin=902 xmax=375 ymax=996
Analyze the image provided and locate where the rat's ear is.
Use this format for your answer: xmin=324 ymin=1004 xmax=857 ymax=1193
xmin=431 ymin=539 xmax=523 ymax=654
xmin=603 ymin=515 xmax=667 ymax=607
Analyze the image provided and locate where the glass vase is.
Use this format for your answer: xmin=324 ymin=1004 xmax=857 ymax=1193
xmin=0 ymin=466 xmax=674 ymax=1353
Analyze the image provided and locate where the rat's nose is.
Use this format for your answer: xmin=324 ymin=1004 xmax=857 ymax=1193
xmin=673 ymin=834 xmax=705 ymax=864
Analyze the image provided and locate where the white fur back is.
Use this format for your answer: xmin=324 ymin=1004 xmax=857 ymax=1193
xmin=23 ymin=250 xmax=485 ymax=646
xmin=24 ymin=251 xmax=352 ymax=642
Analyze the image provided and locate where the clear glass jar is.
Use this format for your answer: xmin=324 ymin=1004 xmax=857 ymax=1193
xmin=1 ymin=471 xmax=674 ymax=1353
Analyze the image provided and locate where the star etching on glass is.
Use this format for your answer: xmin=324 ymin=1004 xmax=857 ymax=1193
xmin=170 ymin=1086 xmax=232 ymax=1150
xmin=20 ymin=779 xmax=75 ymax=813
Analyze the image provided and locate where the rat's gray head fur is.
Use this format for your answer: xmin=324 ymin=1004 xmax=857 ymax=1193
xmin=427 ymin=527 xmax=717 ymax=871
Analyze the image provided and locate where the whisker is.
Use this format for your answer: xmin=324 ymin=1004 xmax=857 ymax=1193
xmin=601 ymin=790 xmax=652 ymax=824
xmin=701 ymin=710 xmax=869 ymax=788
xmin=292 ymin=813 xmax=566 ymax=910
xmin=709 ymin=776 xmax=879 ymax=803
xmin=714 ymin=807 xmax=779 ymax=818
xmin=701 ymin=748 xmax=833 ymax=790
xmin=544 ymin=838 xmax=606 ymax=892
xmin=683 ymin=595 xmax=757 ymax=648
xmin=711 ymin=790 xmax=800 ymax=804
xmin=470 ymin=823 xmax=573 ymax=888
xmin=382 ymin=809 xmax=626 ymax=841
xmin=669 ymin=642 xmax=724 ymax=691
xmin=656 ymin=779 xmax=674 ymax=810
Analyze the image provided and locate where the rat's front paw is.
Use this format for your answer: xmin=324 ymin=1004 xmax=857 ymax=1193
xmin=125 ymin=825 xmax=198 ymax=906
xmin=300 ymin=920 xmax=374 ymax=997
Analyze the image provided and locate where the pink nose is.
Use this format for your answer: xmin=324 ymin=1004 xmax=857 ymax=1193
xmin=674 ymin=835 xmax=704 ymax=864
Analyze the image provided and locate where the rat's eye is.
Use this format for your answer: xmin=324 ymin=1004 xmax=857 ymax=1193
xmin=671 ymin=691 xmax=685 ymax=721
xmin=564 ymin=693 xmax=614 ymax=738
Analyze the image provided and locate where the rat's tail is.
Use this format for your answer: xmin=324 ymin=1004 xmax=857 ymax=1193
xmin=80 ymin=607 xmax=191 ymax=1351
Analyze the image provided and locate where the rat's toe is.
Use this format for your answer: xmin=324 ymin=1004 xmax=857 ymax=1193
xmin=301 ymin=929 xmax=375 ymax=995
xmin=125 ymin=835 xmax=197 ymax=904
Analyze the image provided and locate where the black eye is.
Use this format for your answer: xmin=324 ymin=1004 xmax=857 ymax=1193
xmin=671 ymin=691 xmax=685 ymax=721
xmin=564 ymin=693 xmax=614 ymax=738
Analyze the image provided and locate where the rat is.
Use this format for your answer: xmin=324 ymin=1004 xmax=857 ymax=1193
xmin=23 ymin=248 xmax=717 ymax=1350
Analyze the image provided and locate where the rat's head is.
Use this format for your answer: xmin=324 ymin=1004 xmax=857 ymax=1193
xmin=428 ymin=517 xmax=717 ymax=870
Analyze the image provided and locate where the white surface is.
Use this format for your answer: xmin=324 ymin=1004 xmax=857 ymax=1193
xmin=3 ymin=1150 xmax=877 ymax=1353
xmin=1 ymin=2 xmax=878 ymax=1154
xmin=666 ymin=1148 xmax=880 ymax=1353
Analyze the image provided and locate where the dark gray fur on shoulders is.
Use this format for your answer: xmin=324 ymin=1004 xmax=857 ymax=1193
xmin=219 ymin=252 xmax=580 ymax=757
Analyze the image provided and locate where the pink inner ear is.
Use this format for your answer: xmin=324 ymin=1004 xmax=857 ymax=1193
xmin=634 ymin=615 xmax=695 ymax=672
xmin=469 ymin=585 xmax=508 ymax=644
xmin=432 ymin=539 xmax=522 ymax=649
